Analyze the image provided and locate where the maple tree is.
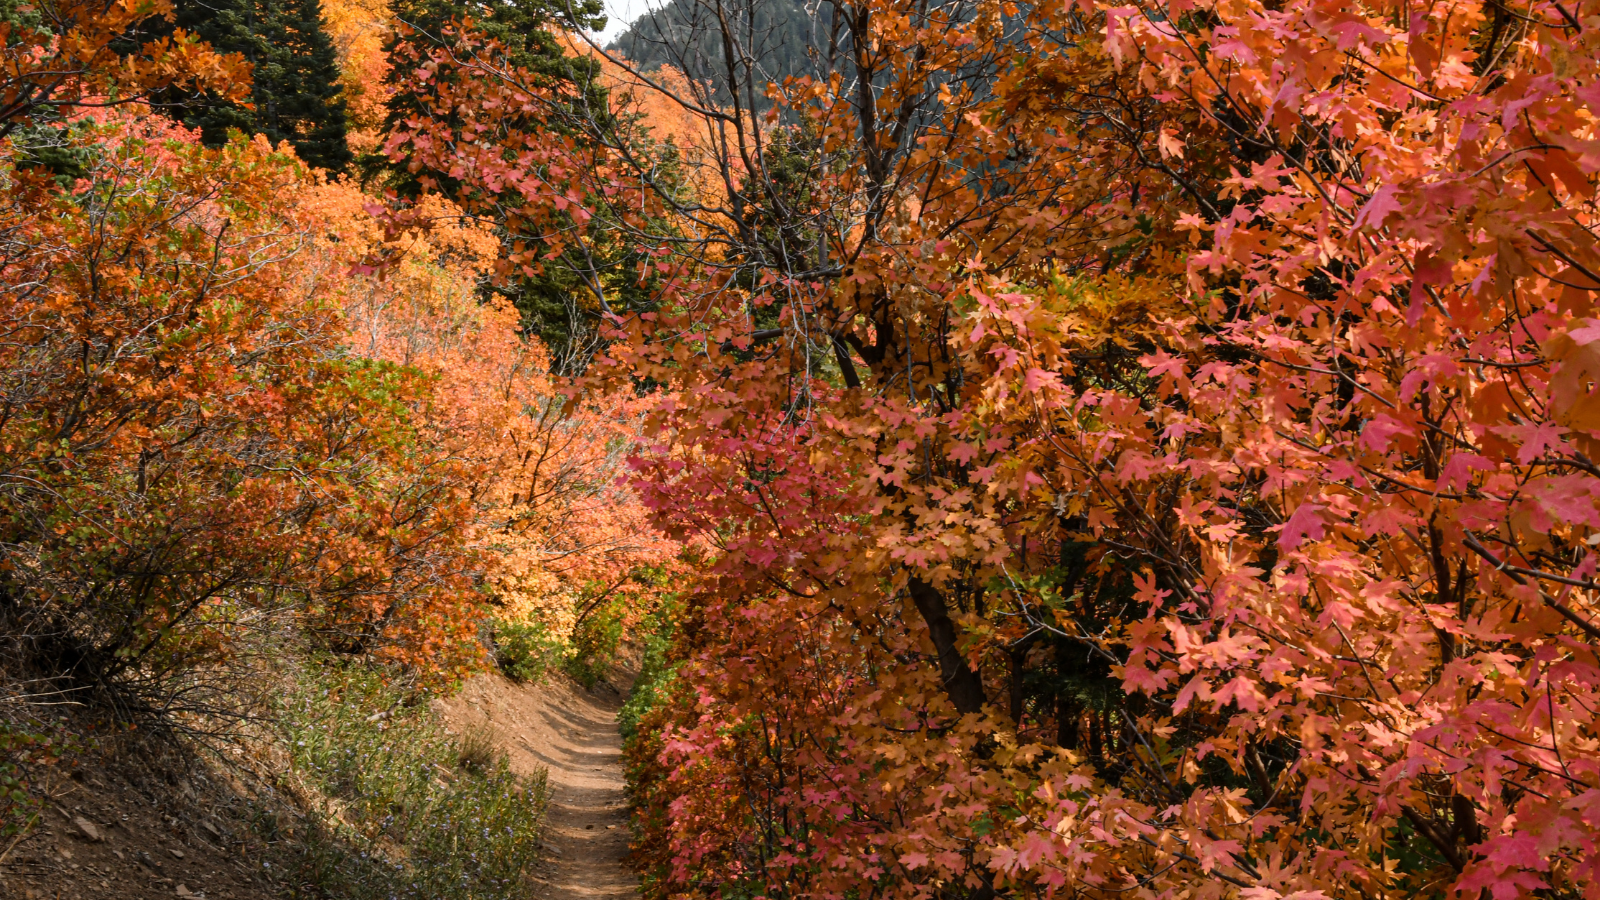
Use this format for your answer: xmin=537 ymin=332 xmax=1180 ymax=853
xmin=0 ymin=17 xmax=673 ymax=709
xmin=386 ymin=0 xmax=1600 ymax=897
xmin=0 ymin=114 xmax=502 ymax=706
xmin=0 ymin=0 xmax=250 ymax=134
xmin=310 ymin=176 xmax=679 ymax=635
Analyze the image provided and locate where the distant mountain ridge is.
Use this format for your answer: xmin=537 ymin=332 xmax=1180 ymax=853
xmin=607 ymin=0 xmax=821 ymax=107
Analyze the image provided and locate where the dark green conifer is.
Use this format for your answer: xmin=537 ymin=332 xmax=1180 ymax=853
xmin=250 ymin=0 xmax=352 ymax=172
xmin=152 ymin=0 xmax=352 ymax=172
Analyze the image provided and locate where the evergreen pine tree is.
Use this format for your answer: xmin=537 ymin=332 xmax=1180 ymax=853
xmin=251 ymin=0 xmax=352 ymax=171
xmin=151 ymin=0 xmax=352 ymax=172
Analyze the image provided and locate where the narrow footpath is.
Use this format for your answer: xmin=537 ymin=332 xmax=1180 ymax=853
xmin=435 ymin=669 xmax=637 ymax=899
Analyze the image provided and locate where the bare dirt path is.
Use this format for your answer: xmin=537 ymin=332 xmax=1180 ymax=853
xmin=435 ymin=670 xmax=638 ymax=900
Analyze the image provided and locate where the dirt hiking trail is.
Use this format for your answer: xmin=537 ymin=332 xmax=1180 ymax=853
xmin=436 ymin=670 xmax=638 ymax=900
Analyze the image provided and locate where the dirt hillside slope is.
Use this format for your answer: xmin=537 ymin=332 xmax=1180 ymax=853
xmin=435 ymin=670 xmax=638 ymax=900
xmin=0 ymin=741 xmax=283 ymax=900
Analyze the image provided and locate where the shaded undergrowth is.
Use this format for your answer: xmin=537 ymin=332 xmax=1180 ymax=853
xmin=491 ymin=598 xmax=624 ymax=690
xmin=270 ymin=659 xmax=548 ymax=900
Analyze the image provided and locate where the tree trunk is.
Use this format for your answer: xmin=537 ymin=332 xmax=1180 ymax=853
xmin=908 ymin=576 xmax=986 ymax=715
xmin=1055 ymin=644 xmax=1080 ymax=749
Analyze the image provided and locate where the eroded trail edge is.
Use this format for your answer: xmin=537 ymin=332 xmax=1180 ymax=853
xmin=437 ymin=672 xmax=637 ymax=899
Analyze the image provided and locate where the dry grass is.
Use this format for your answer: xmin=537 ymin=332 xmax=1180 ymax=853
xmin=454 ymin=722 xmax=501 ymax=774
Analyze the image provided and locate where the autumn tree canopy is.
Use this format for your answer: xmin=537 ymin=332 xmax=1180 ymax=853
xmin=5 ymin=0 xmax=1600 ymax=895
xmin=380 ymin=0 xmax=1600 ymax=897
xmin=0 ymin=0 xmax=674 ymax=716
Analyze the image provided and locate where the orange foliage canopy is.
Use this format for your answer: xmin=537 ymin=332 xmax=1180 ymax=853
xmin=303 ymin=175 xmax=679 ymax=631
xmin=0 ymin=115 xmax=487 ymax=685
xmin=0 ymin=0 xmax=676 ymax=693
xmin=320 ymin=0 xmax=392 ymax=151
xmin=0 ymin=0 xmax=249 ymax=131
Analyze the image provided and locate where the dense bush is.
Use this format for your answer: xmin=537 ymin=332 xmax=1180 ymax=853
xmin=491 ymin=618 xmax=565 ymax=684
xmin=617 ymin=600 xmax=678 ymax=744
xmin=0 ymin=117 xmax=488 ymax=714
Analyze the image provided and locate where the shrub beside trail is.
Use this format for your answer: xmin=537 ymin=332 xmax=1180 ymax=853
xmin=271 ymin=659 xmax=548 ymax=900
